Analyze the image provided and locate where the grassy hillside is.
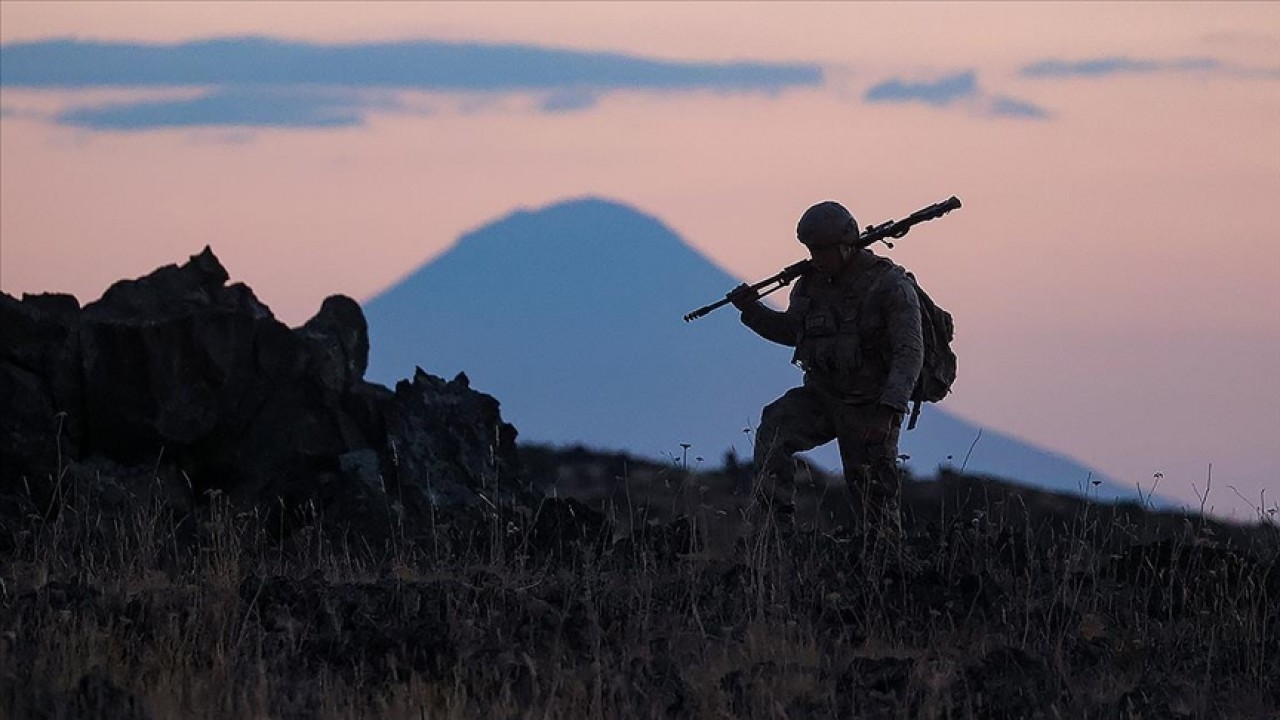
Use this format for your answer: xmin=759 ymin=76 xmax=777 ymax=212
xmin=3 ymin=445 xmax=1277 ymax=719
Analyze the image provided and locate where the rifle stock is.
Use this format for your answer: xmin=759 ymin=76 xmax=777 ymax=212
xmin=683 ymin=196 xmax=961 ymax=322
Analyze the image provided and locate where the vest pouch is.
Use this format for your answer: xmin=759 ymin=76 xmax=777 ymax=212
xmin=803 ymin=310 xmax=838 ymax=337
xmin=833 ymin=330 xmax=863 ymax=376
xmin=795 ymin=310 xmax=838 ymax=374
xmin=832 ymin=296 xmax=865 ymax=377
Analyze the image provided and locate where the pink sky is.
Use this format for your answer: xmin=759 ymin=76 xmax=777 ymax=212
xmin=2 ymin=2 xmax=1278 ymax=519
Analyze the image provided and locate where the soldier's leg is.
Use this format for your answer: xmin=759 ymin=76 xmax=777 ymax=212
xmin=834 ymin=405 xmax=904 ymax=531
xmin=753 ymin=386 xmax=835 ymax=508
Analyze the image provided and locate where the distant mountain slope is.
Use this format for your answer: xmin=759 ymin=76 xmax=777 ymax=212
xmin=364 ymin=197 xmax=1156 ymax=504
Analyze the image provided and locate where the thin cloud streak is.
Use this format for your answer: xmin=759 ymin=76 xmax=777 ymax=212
xmin=864 ymin=71 xmax=978 ymax=106
xmin=1021 ymin=55 xmax=1279 ymax=79
xmin=538 ymin=90 xmax=599 ymax=114
xmin=988 ymin=96 xmax=1051 ymax=120
xmin=56 ymin=88 xmax=382 ymax=130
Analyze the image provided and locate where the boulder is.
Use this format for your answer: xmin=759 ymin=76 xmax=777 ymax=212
xmin=386 ymin=369 xmax=521 ymax=515
xmin=1 ymin=246 xmax=527 ymax=548
xmin=0 ymin=292 xmax=83 ymax=469
xmin=296 ymin=295 xmax=369 ymax=395
xmin=77 ymin=246 xmax=296 ymax=459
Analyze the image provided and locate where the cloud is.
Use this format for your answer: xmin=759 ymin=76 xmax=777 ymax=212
xmin=988 ymin=95 xmax=1050 ymax=120
xmin=864 ymin=71 xmax=978 ymax=106
xmin=1020 ymin=55 xmax=1280 ymax=81
xmin=862 ymin=70 xmax=1048 ymax=121
xmin=0 ymin=36 xmax=822 ymax=130
xmin=538 ymin=90 xmax=599 ymax=114
xmin=1240 ymin=66 xmax=1280 ymax=80
xmin=56 ymin=88 xmax=380 ymax=130
xmin=1021 ymin=57 xmax=1221 ymax=78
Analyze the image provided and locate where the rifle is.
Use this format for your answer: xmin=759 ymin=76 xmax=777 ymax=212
xmin=682 ymin=196 xmax=961 ymax=322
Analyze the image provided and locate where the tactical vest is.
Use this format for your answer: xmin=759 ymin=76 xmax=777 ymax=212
xmin=790 ymin=259 xmax=897 ymax=401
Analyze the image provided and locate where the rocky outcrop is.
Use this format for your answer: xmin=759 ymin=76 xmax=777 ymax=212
xmin=0 ymin=247 xmax=523 ymax=547
xmin=387 ymin=370 xmax=519 ymax=511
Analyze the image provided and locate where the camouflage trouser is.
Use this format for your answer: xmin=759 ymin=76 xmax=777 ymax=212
xmin=753 ymin=384 xmax=903 ymax=526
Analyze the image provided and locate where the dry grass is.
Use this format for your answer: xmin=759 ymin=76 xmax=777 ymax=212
xmin=2 ymin=454 xmax=1278 ymax=719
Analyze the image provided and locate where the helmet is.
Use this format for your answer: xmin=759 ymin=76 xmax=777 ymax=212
xmin=797 ymin=201 xmax=859 ymax=247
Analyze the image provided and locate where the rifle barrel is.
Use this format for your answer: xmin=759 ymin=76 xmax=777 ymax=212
xmin=683 ymin=298 xmax=729 ymax=323
xmin=681 ymin=260 xmax=810 ymax=322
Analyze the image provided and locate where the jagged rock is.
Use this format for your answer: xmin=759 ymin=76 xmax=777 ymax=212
xmin=339 ymin=449 xmax=384 ymax=494
xmin=319 ymin=448 xmax=399 ymax=541
xmin=77 ymin=246 xmax=297 ymax=458
xmin=1 ymin=246 xmax=527 ymax=548
xmin=296 ymin=295 xmax=369 ymax=394
xmin=343 ymin=380 xmax=394 ymax=454
xmin=386 ymin=369 xmax=521 ymax=515
xmin=1 ymin=292 xmax=82 ymax=372
xmin=0 ymin=292 xmax=83 ymax=487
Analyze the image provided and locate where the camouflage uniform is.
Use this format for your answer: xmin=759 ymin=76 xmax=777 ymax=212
xmin=740 ymin=247 xmax=924 ymax=524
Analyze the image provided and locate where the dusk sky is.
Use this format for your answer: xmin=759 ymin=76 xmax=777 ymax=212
xmin=2 ymin=2 xmax=1277 ymax=519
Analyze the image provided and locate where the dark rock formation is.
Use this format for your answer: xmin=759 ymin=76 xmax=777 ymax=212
xmin=0 ymin=247 xmax=525 ymax=547
xmin=387 ymin=369 xmax=519 ymax=512
xmin=0 ymin=291 xmax=83 ymax=490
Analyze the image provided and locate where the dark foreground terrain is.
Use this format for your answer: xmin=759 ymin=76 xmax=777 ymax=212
xmin=3 ymin=448 xmax=1278 ymax=720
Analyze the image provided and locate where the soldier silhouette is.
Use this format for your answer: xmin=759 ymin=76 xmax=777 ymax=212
xmin=730 ymin=201 xmax=924 ymax=533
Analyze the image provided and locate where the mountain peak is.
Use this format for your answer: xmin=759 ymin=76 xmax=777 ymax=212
xmin=505 ymin=195 xmax=648 ymax=220
xmin=447 ymin=195 xmax=695 ymax=263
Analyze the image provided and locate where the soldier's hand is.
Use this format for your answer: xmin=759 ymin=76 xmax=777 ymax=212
xmin=727 ymin=283 xmax=760 ymax=311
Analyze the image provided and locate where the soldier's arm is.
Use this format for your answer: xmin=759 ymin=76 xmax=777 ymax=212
xmin=879 ymin=274 xmax=925 ymax=412
xmin=739 ymin=283 xmax=803 ymax=347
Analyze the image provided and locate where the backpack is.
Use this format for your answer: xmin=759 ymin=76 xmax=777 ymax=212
xmin=906 ymin=273 xmax=957 ymax=429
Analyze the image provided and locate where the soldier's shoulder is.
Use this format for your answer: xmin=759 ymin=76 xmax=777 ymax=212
xmin=875 ymin=259 xmax=915 ymax=287
xmin=872 ymin=263 xmax=921 ymax=309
